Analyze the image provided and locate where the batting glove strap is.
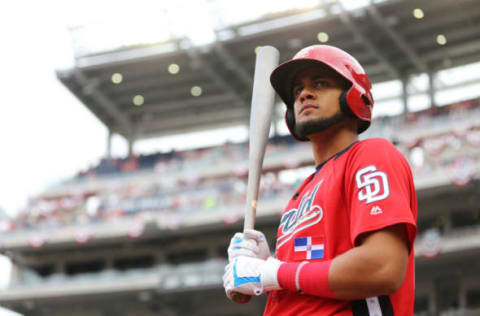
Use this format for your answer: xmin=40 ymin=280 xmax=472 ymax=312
xmin=223 ymin=256 xmax=283 ymax=299
xmin=259 ymin=257 xmax=282 ymax=293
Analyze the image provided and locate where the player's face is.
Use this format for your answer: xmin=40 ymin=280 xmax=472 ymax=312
xmin=292 ymin=66 xmax=347 ymax=127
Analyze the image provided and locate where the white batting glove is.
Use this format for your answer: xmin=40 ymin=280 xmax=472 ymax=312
xmin=227 ymin=229 xmax=271 ymax=262
xmin=223 ymin=256 xmax=282 ymax=299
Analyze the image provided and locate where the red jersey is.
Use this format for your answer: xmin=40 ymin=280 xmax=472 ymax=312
xmin=264 ymin=138 xmax=417 ymax=316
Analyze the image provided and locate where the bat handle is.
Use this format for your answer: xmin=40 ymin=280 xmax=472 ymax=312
xmin=243 ymin=199 xmax=257 ymax=231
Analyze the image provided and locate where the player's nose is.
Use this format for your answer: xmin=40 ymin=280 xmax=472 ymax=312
xmin=299 ymin=86 xmax=316 ymax=103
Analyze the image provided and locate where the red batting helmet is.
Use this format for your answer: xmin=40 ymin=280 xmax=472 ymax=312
xmin=270 ymin=45 xmax=374 ymax=141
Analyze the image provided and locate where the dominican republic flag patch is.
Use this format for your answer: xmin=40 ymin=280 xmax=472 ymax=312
xmin=294 ymin=236 xmax=324 ymax=260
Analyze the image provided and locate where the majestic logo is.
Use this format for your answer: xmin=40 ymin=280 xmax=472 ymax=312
xmin=355 ymin=165 xmax=389 ymax=204
xmin=370 ymin=206 xmax=383 ymax=216
xmin=277 ymin=180 xmax=324 ymax=249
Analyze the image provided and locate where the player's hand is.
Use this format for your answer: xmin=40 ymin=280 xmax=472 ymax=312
xmin=227 ymin=229 xmax=271 ymax=262
xmin=223 ymin=256 xmax=282 ymax=299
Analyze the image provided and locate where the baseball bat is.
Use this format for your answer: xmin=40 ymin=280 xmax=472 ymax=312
xmin=231 ymin=46 xmax=280 ymax=304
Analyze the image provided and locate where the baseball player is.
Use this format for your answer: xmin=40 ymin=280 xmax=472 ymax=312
xmin=223 ymin=45 xmax=418 ymax=316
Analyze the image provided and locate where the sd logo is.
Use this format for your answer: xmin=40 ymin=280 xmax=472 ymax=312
xmin=355 ymin=165 xmax=390 ymax=204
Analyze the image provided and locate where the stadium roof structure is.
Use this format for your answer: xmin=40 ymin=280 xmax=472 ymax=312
xmin=56 ymin=0 xmax=480 ymax=150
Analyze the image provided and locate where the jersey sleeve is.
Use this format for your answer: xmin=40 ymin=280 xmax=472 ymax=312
xmin=345 ymin=139 xmax=417 ymax=248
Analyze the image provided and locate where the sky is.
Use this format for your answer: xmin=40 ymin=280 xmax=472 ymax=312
xmin=0 ymin=2 xmax=109 ymax=217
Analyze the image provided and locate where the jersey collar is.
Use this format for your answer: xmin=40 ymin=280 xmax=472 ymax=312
xmin=315 ymin=141 xmax=358 ymax=172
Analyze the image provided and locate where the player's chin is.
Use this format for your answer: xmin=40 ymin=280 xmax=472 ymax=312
xmin=296 ymin=115 xmax=320 ymax=125
xmin=296 ymin=115 xmax=327 ymax=127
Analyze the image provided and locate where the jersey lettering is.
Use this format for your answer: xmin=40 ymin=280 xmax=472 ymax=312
xmin=355 ymin=165 xmax=390 ymax=204
xmin=277 ymin=181 xmax=324 ymax=249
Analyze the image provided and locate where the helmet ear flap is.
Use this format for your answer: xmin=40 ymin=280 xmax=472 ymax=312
xmin=340 ymin=88 xmax=371 ymax=134
xmin=339 ymin=89 xmax=355 ymax=118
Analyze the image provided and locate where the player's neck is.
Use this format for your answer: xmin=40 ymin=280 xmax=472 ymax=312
xmin=309 ymin=122 xmax=358 ymax=165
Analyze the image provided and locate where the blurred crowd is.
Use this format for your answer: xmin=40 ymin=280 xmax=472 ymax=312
xmin=5 ymin=135 xmax=304 ymax=233
xmin=76 ymin=134 xmax=298 ymax=179
xmin=8 ymin=174 xmax=298 ymax=232
xmin=2 ymin=97 xmax=480 ymax=234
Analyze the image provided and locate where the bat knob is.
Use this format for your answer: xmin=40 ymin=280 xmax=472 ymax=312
xmin=231 ymin=292 xmax=252 ymax=304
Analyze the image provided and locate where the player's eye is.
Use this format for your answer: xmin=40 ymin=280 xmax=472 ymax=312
xmin=293 ymin=86 xmax=303 ymax=98
xmin=314 ymin=80 xmax=329 ymax=88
